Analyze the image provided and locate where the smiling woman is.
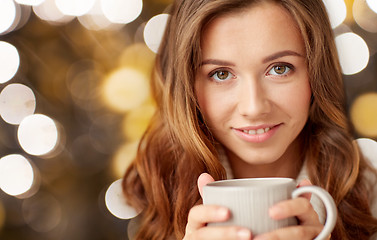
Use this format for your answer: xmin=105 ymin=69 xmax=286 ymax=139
xmin=122 ymin=0 xmax=377 ymax=239
xmin=195 ymin=3 xmax=311 ymax=172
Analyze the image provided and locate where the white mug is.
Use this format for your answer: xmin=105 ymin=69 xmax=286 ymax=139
xmin=203 ymin=178 xmax=337 ymax=240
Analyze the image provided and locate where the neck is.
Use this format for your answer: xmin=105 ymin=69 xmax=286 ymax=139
xmin=227 ymin=140 xmax=303 ymax=179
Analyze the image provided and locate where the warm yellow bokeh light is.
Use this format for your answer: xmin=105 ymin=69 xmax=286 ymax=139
xmin=112 ymin=141 xmax=139 ymax=178
xmin=351 ymin=92 xmax=377 ymax=137
xmin=119 ymin=43 xmax=156 ymax=77
xmin=123 ymin=104 xmax=155 ymax=141
xmin=102 ymin=68 xmax=150 ymax=112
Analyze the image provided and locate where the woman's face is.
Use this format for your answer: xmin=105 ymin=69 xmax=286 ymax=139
xmin=195 ymin=2 xmax=311 ymax=166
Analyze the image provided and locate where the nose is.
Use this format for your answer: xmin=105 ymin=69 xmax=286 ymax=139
xmin=237 ymin=77 xmax=271 ymax=118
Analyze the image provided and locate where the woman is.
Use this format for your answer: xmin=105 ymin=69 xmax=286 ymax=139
xmin=123 ymin=0 xmax=377 ymax=239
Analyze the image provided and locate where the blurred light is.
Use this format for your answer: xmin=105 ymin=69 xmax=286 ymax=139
xmin=101 ymin=0 xmax=142 ymax=24
xmin=356 ymin=138 xmax=377 ymax=168
xmin=0 ymin=2 xmax=22 ymax=36
xmin=0 ymin=84 xmax=36 ymax=125
xmin=18 ymin=114 xmax=59 ymax=156
xmin=353 ymin=0 xmax=377 ymax=33
xmin=119 ymin=43 xmax=156 ymax=76
xmin=16 ymin=165 xmax=40 ymax=199
xmin=322 ymin=0 xmax=347 ymax=29
xmin=15 ymin=0 xmax=45 ymax=6
xmin=33 ymin=0 xmax=75 ymax=25
xmin=0 ymin=0 xmax=16 ymax=34
xmin=0 ymin=41 xmax=20 ymax=83
xmin=350 ymin=92 xmax=377 ymax=137
xmin=78 ymin=0 xmax=123 ymax=31
xmin=366 ymin=0 xmax=377 ymax=14
xmin=0 ymin=154 xmax=34 ymax=196
xmin=13 ymin=4 xmax=32 ymax=32
xmin=65 ymin=60 xmax=104 ymax=111
xmin=69 ymin=70 xmax=102 ymax=111
xmin=55 ymin=0 xmax=96 ymax=16
xmin=102 ymin=68 xmax=150 ymax=112
xmin=123 ymin=104 xmax=155 ymax=141
xmin=105 ymin=179 xmax=141 ymax=219
xmin=144 ymin=14 xmax=169 ymax=53
xmin=335 ymin=32 xmax=369 ymax=75
xmin=112 ymin=141 xmax=138 ymax=178
xmin=22 ymin=192 xmax=62 ymax=232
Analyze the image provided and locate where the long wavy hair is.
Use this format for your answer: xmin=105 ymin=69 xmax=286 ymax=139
xmin=123 ymin=0 xmax=377 ymax=239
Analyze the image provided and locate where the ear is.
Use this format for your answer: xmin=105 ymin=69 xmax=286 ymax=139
xmin=197 ymin=173 xmax=215 ymax=199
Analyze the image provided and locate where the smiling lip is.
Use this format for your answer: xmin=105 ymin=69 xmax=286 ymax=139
xmin=232 ymin=124 xmax=281 ymax=143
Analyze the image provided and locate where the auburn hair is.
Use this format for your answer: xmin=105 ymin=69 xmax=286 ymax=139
xmin=123 ymin=0 xmax=377 ymax=239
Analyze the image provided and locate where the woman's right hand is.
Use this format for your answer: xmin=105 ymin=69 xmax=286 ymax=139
xmin=182 ymin=173 xmax=252 ymax=240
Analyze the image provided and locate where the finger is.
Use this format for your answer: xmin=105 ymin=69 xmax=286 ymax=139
xmin=253 ymin=225 xmax=322 ymax=240
xmin=269 ymin=197 xmax=321 ymax=225
xmin=191 ymin=226 xmax=252 ymax=240
xmin=297 ymin=179 xmax=312 ymax=200
xmin=197 ymin=173 xmax=215 ymax=198
xmin=185 ymin=205 xmax=229 ymax=235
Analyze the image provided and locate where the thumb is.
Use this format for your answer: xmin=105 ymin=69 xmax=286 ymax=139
xmin=197 ymin=173 xmax=215 ymax=199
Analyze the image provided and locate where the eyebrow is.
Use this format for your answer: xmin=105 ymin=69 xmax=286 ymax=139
xmin=200 ymin=50 xmax=304 ymax=67
xmin=262 ymin=50 xmax=304 ymax=63
xmin=200 ymin=59 xmax=235 ymax=67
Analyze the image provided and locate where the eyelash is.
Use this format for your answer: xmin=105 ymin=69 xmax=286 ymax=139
xmin=266 ymin=63 xmax=295 ymax=77
xmin=207 ymin=62 xmax=295 ymax=82
xmin=208 ymin=68 xmax=236 ymax=82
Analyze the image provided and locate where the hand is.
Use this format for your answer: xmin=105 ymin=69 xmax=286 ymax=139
xmin=253 ymin=180 xmax=326 ymax=240
xmin=183 ymin=173 xmax=252 ymax=240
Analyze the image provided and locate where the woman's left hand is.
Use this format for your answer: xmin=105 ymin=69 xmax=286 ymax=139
xmin=253 ymin=180 xmax=325 ymax=240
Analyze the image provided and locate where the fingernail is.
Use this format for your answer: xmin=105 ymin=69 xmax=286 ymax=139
xmin=217 ymin=207 xmax=229 ymax=218
xmin=237 ymin=228 xmax=251 ymax=240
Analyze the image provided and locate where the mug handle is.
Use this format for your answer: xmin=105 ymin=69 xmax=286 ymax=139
xmin=291 ymin=186 xmax=337 ymax=240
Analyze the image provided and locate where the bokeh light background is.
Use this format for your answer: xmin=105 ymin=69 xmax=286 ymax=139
xmin=0 ymin=0 xmax=376 ymax=239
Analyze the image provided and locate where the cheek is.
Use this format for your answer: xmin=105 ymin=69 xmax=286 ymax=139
xmin=195 ymin=82 xmax=233 ymax=125
xmin=278 ymin=80 xmax=312 ymax=117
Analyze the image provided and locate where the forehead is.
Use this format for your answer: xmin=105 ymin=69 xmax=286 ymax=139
xmin=201 ymin=2 xmax=305 ymax=59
